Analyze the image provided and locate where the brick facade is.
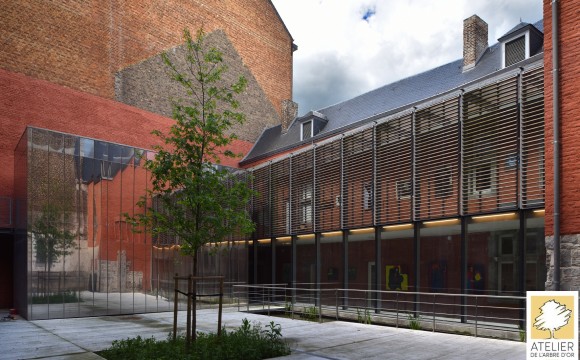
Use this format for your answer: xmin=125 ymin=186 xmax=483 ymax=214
xmin=0 ymin=0 xmax=293 ymax=118
xmin=115 ymin=30 xmax=280 ymax=142
xmin=0 ymin=69 xmax=253 ymax=200
xmin=543 ymin=0 xmax=580 ymax=290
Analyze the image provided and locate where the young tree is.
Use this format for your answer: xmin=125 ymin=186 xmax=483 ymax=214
xmin=129 ymin=28 xmax=254 ymax=341
xmin=534 ymin=299 xmax=572 ymax=339
xmin=33 ymin=204 xmax=76 ymax=297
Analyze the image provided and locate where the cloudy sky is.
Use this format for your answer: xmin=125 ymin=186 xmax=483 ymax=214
xmin=271 ymin=0 xmax=543 ymax=116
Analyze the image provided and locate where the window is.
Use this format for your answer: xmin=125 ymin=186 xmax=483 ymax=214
xmin=396 ymin=180 xmax=411 ymax=200
xmin=301 ymin=121 xmax=312 ymax=141
xmin=300 ymin=184 xmax=313 ymax=224
xmin=363 ymin=183 xmax=373 ymax=210
xmin=435 ymin=168 xmax=452 ymax=198
xmin=101 ymin=161 xmax=113 ymax=180
xmin=504 ymin=36 xmax=525 ymax=67
xmin=468 ymin=164 xmax=496 ymax=196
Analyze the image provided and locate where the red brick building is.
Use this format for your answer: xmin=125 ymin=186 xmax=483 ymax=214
xmin=0 ymin=0 xmax=295 ymax=313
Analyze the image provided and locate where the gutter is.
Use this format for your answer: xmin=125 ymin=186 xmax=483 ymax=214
xmin=551 ymin=0 xmax=561 ymax=291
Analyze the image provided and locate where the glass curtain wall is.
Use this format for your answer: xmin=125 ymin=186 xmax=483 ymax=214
xmin=347 ymin=228 xmax=375 ymax=308
xmin=380 ymin=224 xmax=415 ymax=312
xmin=17 ymin=128 xmax=248 ymax=319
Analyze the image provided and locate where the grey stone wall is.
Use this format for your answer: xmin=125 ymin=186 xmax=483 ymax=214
xmin=115 ymin=30 xmax=280 ymax=143
xmin=545 ymin=235 xmax=580 ymax=290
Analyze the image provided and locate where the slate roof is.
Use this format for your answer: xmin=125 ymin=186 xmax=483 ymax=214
xmin=241 ymin=20 xmax=544 ymax=166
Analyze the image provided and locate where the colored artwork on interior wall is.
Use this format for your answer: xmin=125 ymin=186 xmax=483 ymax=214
xmin=466 ymin=264 xmax=485 ymax=293
xmin=386 ymin=265 xmax=408 ymax=291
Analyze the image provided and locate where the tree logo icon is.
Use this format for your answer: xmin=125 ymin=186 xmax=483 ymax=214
xmin=528 ymin=293 xmax=576 ymax=340
xmin=534 ymin=299 xmax=572 ymax=339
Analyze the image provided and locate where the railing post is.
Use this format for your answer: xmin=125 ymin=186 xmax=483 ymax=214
xmin=173 ymin=273 xmax=178 ymax=341
xmin=218 ymin=277 xmax=223 ymax=337
xmin=432 ymin=294 xmax=436 ymax=332
xmin=318 ymin=289 xmax=322 ymax=323
xmin=335 ymin=289 xmax=339 ymax=320
xmin=475 ymin=296 xmax=478 ymax=337
xmin=396 ymin=292 xmax=399 ymax=328
xmin=267 ymin=286 xmax=271 ymax=316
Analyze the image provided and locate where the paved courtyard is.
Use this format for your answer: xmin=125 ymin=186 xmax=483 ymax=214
xmin=0 ymin=307 xmax=526 ymax=359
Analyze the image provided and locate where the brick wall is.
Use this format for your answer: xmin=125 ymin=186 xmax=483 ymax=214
xmin=543 ymin=0 xmax=580 ymax=290
xmin=543 ymin=0 xmax=580 ymax=236
xmin=0 ymin=69 xmax=253 ymax=199
xmin=0 ymin=0 xmax=293 ymax=118
xmin=115 ymin=29 xmax=280 ymax=142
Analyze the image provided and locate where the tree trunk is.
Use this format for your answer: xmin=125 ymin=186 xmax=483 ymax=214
xmin=192 ymin=251 xmax=198 ymax=342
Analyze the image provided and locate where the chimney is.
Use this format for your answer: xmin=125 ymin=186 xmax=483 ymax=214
xmin=463 ymin=15 xmax=488 ymax=71
xmin=281 ymin=99 xmax=298 ymax=133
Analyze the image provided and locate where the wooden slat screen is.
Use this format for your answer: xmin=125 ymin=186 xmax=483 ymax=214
xmin=521 ymin=67 xmax=545 ymax=208
xmin=252 ymin=165 xmax=270 ymax=238
xmin=375 ymin=115 xmax=413 ymax=224
xmin=270 ymin=158 xmax=290 ymax=236
xmin=291 ymin=149 xmax=314 ymax=234
xmin=314 ymin=139 xmax=342 ymax=232
xmin=414 ymin=99 xmax=460 ymax=220
xmin=342 ymin=128 xmax=374 ymax=229
xmin=462 ymin=77 xmax=519 ymax=214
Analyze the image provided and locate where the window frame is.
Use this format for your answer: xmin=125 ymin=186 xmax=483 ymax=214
xmin=301 ymin=120 xmax=313 ymax=141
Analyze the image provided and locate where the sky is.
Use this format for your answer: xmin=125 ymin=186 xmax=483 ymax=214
xmin=271 ymin=0 xmax=544 ymax=116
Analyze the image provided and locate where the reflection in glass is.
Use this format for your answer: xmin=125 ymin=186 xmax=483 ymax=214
xmin=20 ymin=128 xmax=249 ymax=319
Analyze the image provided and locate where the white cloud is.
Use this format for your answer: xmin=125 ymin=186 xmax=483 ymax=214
xmin=272 ymin=0 xmax=543 ymax=115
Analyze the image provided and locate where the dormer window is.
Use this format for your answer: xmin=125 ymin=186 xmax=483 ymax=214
xmin=504 ymin=36 xmax=525 ymax=67
xmin=499 ymin=23 xmax=543 ymax=69
xmin=301 ymin=121 xmax=312 ymax=141
xmin=298 ymin=111 xmax=328 ymax=141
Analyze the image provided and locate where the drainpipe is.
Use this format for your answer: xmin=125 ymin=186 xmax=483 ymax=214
xmin=552 ymin=0 xmax=561 ymax=291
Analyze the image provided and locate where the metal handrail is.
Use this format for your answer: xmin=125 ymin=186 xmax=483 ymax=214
xmin=232 ymin=284 xmax=527 ymax=339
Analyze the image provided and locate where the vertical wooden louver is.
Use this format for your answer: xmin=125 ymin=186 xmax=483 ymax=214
xmin=462 ymin=77 xmax=519 ymax=214
xmin=521 ymin=67 xmax=545 ymax=208
xmin=314 ymin=139 xmax=342 ymax=232
xmin=291 ymin=149 xmax=314 ymax=234
xmin=270 ymin=158 xmax=290 ymax=236
xmin=342 ymin=127 xmax=374 ymax=229
xmin=375 ymin=115 xmax=413 ymax=224
xmin=414 ymin=98 xmax=460 ymax=220
xmin=230 ymin=170 xmax=252 ymax=241
xmin=252 ymin=165 xmax=270 ymax=238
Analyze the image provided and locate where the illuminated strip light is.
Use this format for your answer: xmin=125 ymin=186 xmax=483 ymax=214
xmin=423 ymin=218 xmax=460 ymax=226
xmin=257 ymin=238 xmax=271 ymax=244
xmin=276 ymin=236 xmax=292 ymax=242
xmin=350 ymin=227 xmax=374 ymax=233
xmin=471 ymin=212 xmax=516 ymax=221
xmin=321 ymin=231 xmax=343 ymax=237
xmin=383 ymin=223 xmax=413 ymax=230
xmin=533 ymin=209 xmax=545 ymax=214
xmin=297 ymin=234 xmax=315 ymax=240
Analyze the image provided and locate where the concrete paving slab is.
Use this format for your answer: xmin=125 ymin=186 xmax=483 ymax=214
xmin=0 ymin=308 xmax=527 ymax=359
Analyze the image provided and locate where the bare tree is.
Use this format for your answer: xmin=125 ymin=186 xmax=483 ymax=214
xmin=534 ymin=299 xmax=572 ymax=339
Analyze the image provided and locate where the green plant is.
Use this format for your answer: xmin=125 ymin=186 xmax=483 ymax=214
xmin=408 ymin=313 xmax=421 ymax=330
xmin=284 ymin=300 xmax=293 ymax=313
xmin=125 ymin=27 xmax=255 ymax=342
xmin=519 ymin=326 xmax=526 ymax=342
xmin=302 ymin=306 xmax=319 ymax=321
xmin=98 ymin=319 xmax=290 ymax=360
xmin=31 ymin=290 xmax=82 ymax=304
xmin=356 ymin=308 xmax=372 ymax=324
